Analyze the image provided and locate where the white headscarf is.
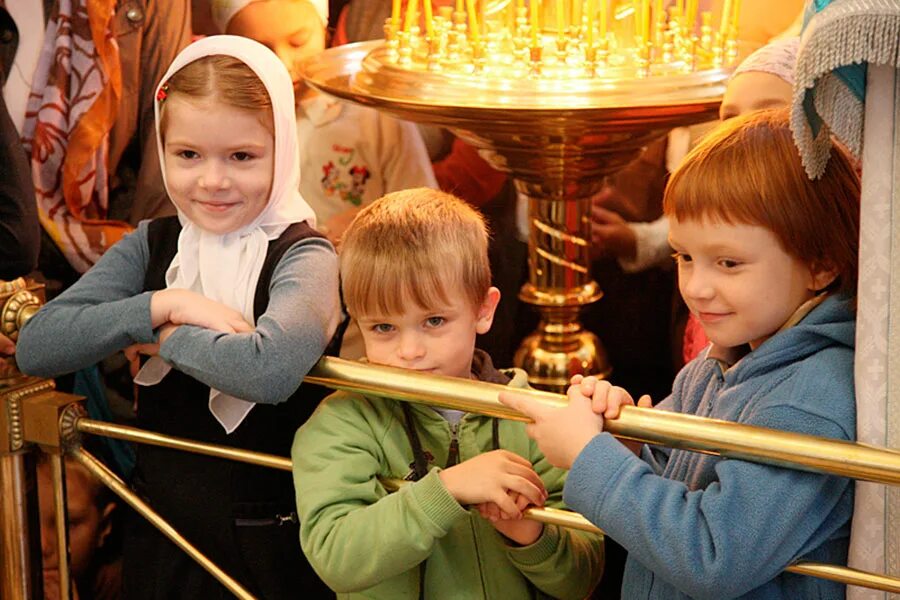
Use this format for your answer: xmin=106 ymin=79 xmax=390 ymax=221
xmin=732 ymin=37 xmax=800 ymax=87
xmin=137 ymin=35 xmax=316 ymax=434
xmin=210 ymin=0 xmax=329 ymax=33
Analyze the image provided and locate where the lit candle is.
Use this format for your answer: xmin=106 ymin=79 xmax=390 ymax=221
xmin=423 ymin=0 xmax=434 ymax=37
xmin=586 ymin=0 xmax=595 ymax=46
xmin=731 ymin=0 xmax=741 ymax=32
xmin=641 ymin=0 xmax=650 ymax=44
xmin=391 ymin=0 xmax=402 ymax=30
xmin=466 ymin=0 xmax=480 ymax=42
xmin=654 ymin=0 xmax=662 ymax=24
xmin=572 ymin=0 xmax=581 ymax=30
xmin=719 ymin=0 xmax=732 ymax=35
xmin=531 ymin=0 xmax=541 ymax=45
xmin=456 ymin=0 xmax=464 ymax=12
xmin=556 ymin=0 xmax=565 ymax=34
xmin=633 ymin=0 xmax=640 ymax=34
xmin=676 ymin=0 xmax=684 ymax=14
xmin=686 ymin=0 xmax=697 ymax=28
xmin=599 ymin=0 xmax=607 ymax=37
xmin=404 ymin=0 xmax=419 ymax=32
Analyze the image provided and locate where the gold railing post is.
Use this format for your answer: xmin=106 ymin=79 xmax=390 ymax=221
xmin=18 ymin=389 xmax=87 ymax=600
xmin=0 ymin=378 xmax=55 ymax=600
xmin=0 ymin=277 xmax=49 ymax=599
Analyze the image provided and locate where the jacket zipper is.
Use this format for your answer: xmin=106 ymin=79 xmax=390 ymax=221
xmin=470 ymin=518 xmax=488 ymax=597
xmin=446 ymin=422 xmax=460 ymax=467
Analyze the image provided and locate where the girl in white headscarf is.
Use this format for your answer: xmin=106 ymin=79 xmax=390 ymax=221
xmin=17 ymin=36 xmax=340 ymax=598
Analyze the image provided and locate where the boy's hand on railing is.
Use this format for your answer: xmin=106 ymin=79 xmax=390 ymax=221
xmin=573 ymin=375 xmax=652 ymax=455
xmin=571 ymin=375 xmax=652 ymax=418
xmin=439 ymin=450 xmax=547 ymax=518
xmin=499 ymin=386 xmax=604 ymax=470
xmin=475 ymin=492 xmax=544 ymax=546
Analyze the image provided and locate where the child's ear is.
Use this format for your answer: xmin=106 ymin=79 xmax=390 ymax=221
xmin=475 ymin=287 xmax=501 ymax=335
xmin=97 ymin=501 xmax=116 ymax=549
xmin=809 ymin=262 xmax=839 ymax=293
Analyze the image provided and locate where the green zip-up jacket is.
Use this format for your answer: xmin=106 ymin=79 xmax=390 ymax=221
xmin=291 ymin=352 xmax=604 ymax=599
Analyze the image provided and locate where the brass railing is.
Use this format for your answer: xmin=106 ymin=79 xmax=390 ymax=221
xmin=4 ymin=356 xmax=900 ymax=599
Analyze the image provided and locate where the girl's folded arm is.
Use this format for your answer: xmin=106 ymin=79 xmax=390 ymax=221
xmin=15 ymin=223 xmax=155 ymax=377
xmin=159 ymin=238 xmax=341 ymax=403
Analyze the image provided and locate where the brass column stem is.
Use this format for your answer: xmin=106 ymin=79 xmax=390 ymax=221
xmin=48 ymin=453 xmax=72 ymax=600
xmin=70 ymin=449 xmax=257 ymax=600
xmin=513 ymin=182 xmax=610 ymax=390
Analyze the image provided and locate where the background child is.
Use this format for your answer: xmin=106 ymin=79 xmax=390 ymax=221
xmin=38 ymin=443 xmax=123 ymax=600
xmin=215 ymin=0 xmax=438 ymax=244
xmin=17 ymin=36 xmax=340 ymax=598
xmin=292 ymin=189 xmax=604 ymax=599
xmin=502 ymin=109 xmax=860 ymax=599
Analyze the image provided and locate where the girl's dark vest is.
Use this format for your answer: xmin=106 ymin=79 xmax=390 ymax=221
xmin=123 ymin=216 xmax=334 ymax=600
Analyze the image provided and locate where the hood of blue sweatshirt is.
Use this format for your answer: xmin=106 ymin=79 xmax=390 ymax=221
xmin=713 ymin=294 xmax=855 ymax=387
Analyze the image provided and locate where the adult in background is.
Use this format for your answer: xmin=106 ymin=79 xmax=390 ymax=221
xmin=3 ymin=0 xmax=191 ymax=292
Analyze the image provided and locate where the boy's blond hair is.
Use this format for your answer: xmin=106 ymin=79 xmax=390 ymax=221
xmin=340 ymin=188 xmax=491 ymax=317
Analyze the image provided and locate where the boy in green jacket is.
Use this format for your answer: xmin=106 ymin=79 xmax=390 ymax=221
xmin=292 ymin=188 xmax=604 ymax=599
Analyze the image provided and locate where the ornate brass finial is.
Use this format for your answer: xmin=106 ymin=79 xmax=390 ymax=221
xmin=1 ymin=288 xmax=40 ymax=342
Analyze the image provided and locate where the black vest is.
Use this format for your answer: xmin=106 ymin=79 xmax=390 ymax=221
xmin=124 ymin=216 xmax=334 ymax=599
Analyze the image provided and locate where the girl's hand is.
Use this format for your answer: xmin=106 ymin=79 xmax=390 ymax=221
xmin=438 ymin=450 xmax=547 ymax=518
xmin=151 ymin=289 xmax=253 ymax=334
xmin=124 ymin=343 xmax=160 ymax=376
xmin=158 ymin=323 xmax=178 ymax=345
xmin=499 ymin=387 xmax=604 ymax=470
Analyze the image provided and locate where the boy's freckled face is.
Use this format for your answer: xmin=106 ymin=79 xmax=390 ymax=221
xmin=669 ymin=218 xmax=819 ymax=350
xmin=227 ymin=0 xmax=326 ymax=97
xmin=162 ymin=96 xmax=275 ymax=234
xmin=356 ymin=285 xmax=499 ymax=380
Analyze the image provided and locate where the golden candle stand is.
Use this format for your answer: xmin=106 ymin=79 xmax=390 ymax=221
xmin=300 ymin=0 xmax=736 ymax=390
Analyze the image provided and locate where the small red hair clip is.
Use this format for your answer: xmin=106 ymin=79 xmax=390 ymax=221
xmin=156 ymin=84 xmax=168 ymax=102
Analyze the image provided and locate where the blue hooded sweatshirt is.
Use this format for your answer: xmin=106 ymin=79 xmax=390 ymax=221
xmin=564 ymin=294 xmax=856 ymax=600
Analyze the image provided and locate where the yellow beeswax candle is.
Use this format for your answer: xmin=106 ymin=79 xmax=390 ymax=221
xmin=466 ymin=0 xmax=480 ymax=41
